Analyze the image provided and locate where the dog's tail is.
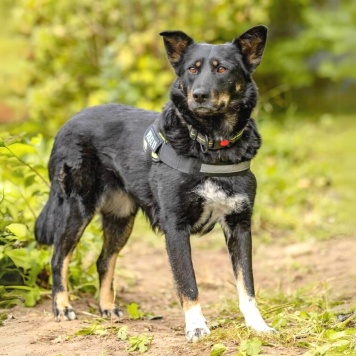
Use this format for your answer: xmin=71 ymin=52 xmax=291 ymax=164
xmin=35 ymin=189 xmax=59 ymax=245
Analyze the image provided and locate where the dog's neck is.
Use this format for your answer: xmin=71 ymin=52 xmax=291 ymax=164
xmin=160 ymin=101 xmax=261 ymax=164
xmin=174 ymin=110 xmax=246 ymax=153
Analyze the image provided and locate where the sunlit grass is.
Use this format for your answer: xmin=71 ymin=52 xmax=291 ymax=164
xmin=199 ymin=287 xmax=356 ymax=355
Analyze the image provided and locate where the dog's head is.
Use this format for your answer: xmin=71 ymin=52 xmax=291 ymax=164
xmin=160 ymin=26 xmax=267 ymax=131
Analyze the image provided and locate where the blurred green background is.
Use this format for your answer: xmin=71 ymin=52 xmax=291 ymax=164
xmin=0 ymin=0 xmax=355 ymax=306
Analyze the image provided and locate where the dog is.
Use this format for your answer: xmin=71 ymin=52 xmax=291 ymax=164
xmin=35 ymin=25 xmax=274 ymax=342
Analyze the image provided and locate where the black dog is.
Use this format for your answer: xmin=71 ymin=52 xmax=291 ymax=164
xmin=35 ymin=25 xmax=274 ymax=342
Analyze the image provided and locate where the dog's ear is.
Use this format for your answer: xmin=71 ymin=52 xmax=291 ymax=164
xmin=233 ymin=25 xmax=267 ymax=72
xmin=160 ymin=31 xmax=195 ymax=74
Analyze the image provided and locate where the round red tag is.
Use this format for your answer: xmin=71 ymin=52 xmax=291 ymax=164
xmin=220 ymin=139 xmax=230 ymax=147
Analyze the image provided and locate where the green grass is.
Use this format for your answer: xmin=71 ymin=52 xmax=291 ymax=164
xmin=251 ymin=114 xmax=355 ymax=243
xmin=202 ymin=288 xmax=356 ymax=355
xmin=313 ymin=115 xmax=356 ymax=233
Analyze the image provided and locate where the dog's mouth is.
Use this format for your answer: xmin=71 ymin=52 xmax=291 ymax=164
xmin=192 ymin=106 xmax=216 ymax=115
xmin=187 ymin=91 xmax=231 ymax=116
xmin=189 ymin=102 xmax=228 ymax=116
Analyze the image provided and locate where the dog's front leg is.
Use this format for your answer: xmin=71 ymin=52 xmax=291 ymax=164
xmin=223 ymin=214 xmax=275 ymax=332
xmin=165 ymin=225 xmax=210 ymax=342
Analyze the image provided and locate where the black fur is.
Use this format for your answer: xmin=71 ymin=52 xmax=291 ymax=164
xmin=35 ymin=26 xmax=269 ymax=341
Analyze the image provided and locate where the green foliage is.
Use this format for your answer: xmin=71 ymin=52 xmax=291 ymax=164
xmin=238 ymin=337 xmax=262 ymax=356
xmin=0 ymin=133 xmax=51 ymax=306
xmin=127 ymin=334 xmax=154 ymax=353
xmin=127 ymin=302 xmax=144 ymax=320
xmin=265 ymin=0 xmax=356 ymax=87
xmin=210 ymin=343 xmax=227 ymax=356
xmin=208 ymin=291 xmax=356 ymax=355
xmin=12 ymin=0 xmax=271 ymax=132
xmin=252 ymin=117 xmax=350 ymax=242
xmin=117 ymin=326 xmax=129 ymax=340
xmin=118 ymin=325 xmax=154 ymax=353
xmin=75 ymin=322 xmax=108 ymax=336
xmin=7 ymin=0 xmax=353 ymax=133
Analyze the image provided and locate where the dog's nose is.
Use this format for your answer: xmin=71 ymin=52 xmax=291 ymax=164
xmin=193 ymin=89 xmax=209 ymax=103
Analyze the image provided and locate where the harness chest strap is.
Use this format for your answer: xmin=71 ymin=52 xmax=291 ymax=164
xmin=143 ymin=124 xmax=251 ymax=176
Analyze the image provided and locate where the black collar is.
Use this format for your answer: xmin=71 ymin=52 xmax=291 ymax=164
xmin=187 ymin=125 xmax=245 ymax=152
xmin=143 ymin=123 xmax=251 ymax=177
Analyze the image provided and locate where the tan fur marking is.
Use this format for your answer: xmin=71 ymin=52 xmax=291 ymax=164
xmin=217 ymin=92 xmax=230 ymax=108
xmin=181 ymin=296 xmax=200 ymax=311
xmin=55 ymin=291 xmax=72 ymax=310
xmin=195 ymin=61 xmax=202 ymax=67
xmin=54 ymin=253 xmax=73 ymax=310
xmin=99 ymin=255 xmax=117 ymax=310
xmin=61 ymin=253 xmax=72 ymax=292
xmin=236 ymin=272 xmax=248 ymax=300
xmin=101 ymin=190 xmax=136 ymax=218
xmin=187 ymin=91 xmax=195 ymax=107
xmin=212 ymin=60 xmax=218 ymax=67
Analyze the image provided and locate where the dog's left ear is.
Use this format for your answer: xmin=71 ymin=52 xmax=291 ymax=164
xmin=233 ymin=25 xmax=268 ymax=72
xmin=160 ymin=31 xmax=195 ymax=74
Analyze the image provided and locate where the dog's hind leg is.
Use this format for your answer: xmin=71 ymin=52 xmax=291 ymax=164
xmin=51 ymin=199 xmax=94 ymax=321
xmin=223 ymin=213 xmax=275 ymax=333
xmin=97 ymin=211 xmax=136 ymax=318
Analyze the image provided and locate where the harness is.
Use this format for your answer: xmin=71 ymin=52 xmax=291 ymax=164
xmin=143 ymin=121 xmax=251 ymax=177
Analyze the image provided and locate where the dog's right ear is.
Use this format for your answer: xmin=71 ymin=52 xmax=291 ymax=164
xmin=160 ymin=31 xmax=194 ymax=74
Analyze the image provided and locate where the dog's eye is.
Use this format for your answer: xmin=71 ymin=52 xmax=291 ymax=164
xmin=217 ymin=66 xmax=227 ymax=73
xmin=188 ymin=67 xmax=198 ymax=74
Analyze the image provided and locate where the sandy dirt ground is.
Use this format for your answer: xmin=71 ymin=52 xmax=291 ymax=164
xmin=1 ymin=236 xmax=355 ymax=356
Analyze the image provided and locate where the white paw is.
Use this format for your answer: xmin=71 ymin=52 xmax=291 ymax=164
xmin=185 ymin=304 xmax=210 ymax=342
xmin=186 ymin=325 xmax=210 ymax=343
xmin=244 ymin=308 xmax=276 ymax=333
xmin=185 ymin=316 xmax=210 ymax=343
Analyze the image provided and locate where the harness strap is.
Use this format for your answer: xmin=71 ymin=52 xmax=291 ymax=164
xmin=143 ymin=123 xmax=251 ymax=177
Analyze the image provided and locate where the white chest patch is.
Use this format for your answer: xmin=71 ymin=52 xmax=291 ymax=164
xmin=193 ymin=180 xmax=249 ymax=233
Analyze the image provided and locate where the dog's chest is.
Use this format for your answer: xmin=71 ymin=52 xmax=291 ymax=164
xmin=192 ymin=180 xmax=249 ymax=234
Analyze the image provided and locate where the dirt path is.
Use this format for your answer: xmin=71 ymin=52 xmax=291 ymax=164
xmin=1 ymin=237 xmax=355 ymax=356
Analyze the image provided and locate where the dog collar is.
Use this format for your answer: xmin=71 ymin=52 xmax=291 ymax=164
xmin=143 ymin=124 xmax=251 ymax=177
xmin=187 ymin=125 xmax=245 ymax=152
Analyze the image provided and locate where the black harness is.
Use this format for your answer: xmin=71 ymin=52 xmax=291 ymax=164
xmin=143 ymin=122 xmax=251 ymax=177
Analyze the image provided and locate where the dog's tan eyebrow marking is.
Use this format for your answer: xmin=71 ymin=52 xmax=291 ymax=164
xmin=212 ymin=60 xmax=219 ymax=67
xmin=195 ymin=60 xmax=202 ymax=67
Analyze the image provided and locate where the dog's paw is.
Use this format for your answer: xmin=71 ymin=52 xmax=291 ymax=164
xmin=185 ymin=314 xmax=211 ymax=343
xmin=54 ymin=306 xmax=76 ymax=322
xmin=184 ymin=304 xmax=210 ymax=342
xmin=53 ymin=292 xmax=76 ymax=321
xmin=185 ymin=326 xmax=210 ymax=342
xmin=100 ymin=304 xmax=124 ymax=319
xmin=241 ymin=301 xmax=276 ymax=333
xmin=249 ymin=323 xmax=277 ymax=333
